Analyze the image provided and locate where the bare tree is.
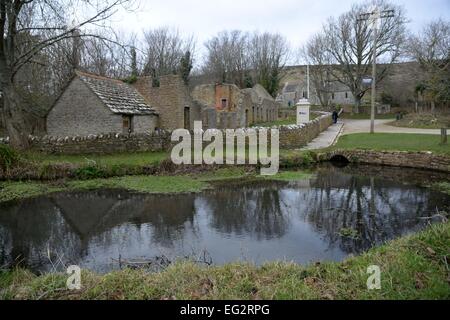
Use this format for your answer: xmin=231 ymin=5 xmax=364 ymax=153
xmin=321 ymin=0 xmax=406 ymax=113
xmin=203 ymin=30 xmax=250 ymax=87
xmin=249 ymin=32 xmax=291 ymax=97
xmin=301 ymin=33 xmax=334 ymax=108
xmin=142 ymin=27 xmax=195 ymax=86
xmin=203 ymin=31 xmax=290 ymax=96
xmin=408 ymin=19 xmax=450 ymax=112
xmin=0 ymin=0 xmax=135 ymax=149
xmin=80 ymin=30 xmax=134 ymax=79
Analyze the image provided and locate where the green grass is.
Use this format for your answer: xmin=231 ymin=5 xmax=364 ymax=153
xmin=431 ymin=182 xmax=450 ymax=195
xmin=388 ymin=113 xmax=450 ymax=129
xmin=0 ymin=167 xmax=315 ymax=202
xmin=1 ymin=221 xmax=449 ymax=300
xmin=340 ymin=113 xmax=396 ymax=120
xmin=0 ymin=181 xmax=65 ymax=203
xmin=24 ymin=151 xmax=169 ymax=166
xmin=334 ymin=133 xmax=450 ymax=155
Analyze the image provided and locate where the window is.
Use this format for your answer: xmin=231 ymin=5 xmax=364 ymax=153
xmin=331 ymin=93 xmax=335 ymax=100
xmin=345 ymin=92 xmax=348 ymax=99
xmin=221 ymin=99 xmax=227 ymax=109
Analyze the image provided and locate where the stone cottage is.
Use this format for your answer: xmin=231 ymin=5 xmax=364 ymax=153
xmin=192 ymin=83 xmax=279 ymax=129
xmin=47 ymin=71 xmax=158 ymax=137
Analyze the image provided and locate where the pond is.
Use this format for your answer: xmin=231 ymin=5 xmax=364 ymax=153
xmin=0 ymin=165 xmax=449 ymax=274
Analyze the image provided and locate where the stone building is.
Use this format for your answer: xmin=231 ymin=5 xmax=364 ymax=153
xmin=47 ymin=71 xmax=158 ymax=137
xmin=133 ymin=75 xmax=202 ymax=131
xmin=192 ymin=83 xmax=279 ymax=129
xmin=46 ymin=71 xmax=279 ymax=137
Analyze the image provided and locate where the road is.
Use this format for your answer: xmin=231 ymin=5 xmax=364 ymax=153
xmin=342 ymin=119 xmax=442 ymax=135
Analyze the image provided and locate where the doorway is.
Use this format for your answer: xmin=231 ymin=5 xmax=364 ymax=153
xmin=122 ymin=115 xmax=133 ymax=134
xmin=184 ymin=107 xmax=190 ymax=130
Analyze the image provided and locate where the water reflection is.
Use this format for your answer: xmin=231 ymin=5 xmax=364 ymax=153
xmin=0 ymin=166 xmax=449 ymax=273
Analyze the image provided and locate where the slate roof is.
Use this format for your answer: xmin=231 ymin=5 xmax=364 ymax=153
xmin=284 ymin=83 xmax=301 ymax=93
xmin=76 ymin=71 xmax=157 ymax=115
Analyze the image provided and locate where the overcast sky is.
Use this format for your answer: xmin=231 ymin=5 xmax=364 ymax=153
xmin=110 ymin=0 xmax=450 ymax=60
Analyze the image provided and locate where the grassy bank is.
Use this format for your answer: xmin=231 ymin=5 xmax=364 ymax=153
xmin=334 ymin=133 xmax=450 ymax=155
xmin=1 ymin=221 xmax=449 ymax=300
xmin=0 ymin=167 xmax=314 ymax=202
xmin=388 ymin=113 xmax=450 ymax=129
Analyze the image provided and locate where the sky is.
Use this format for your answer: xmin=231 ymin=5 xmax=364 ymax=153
xmin=109 ymin=0 xmax=450 ymax=60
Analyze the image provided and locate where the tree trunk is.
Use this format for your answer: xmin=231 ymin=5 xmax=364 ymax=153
xmin=353 ymin=96 xmax=361 ymax=114
xmin=1 ymin=81 xmax=31 ymax=150
xmin=431 ymin=100 xmax=436 ymax=114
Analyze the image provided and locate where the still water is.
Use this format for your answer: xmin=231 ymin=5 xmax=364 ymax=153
xmin=0 ymin=165 xmax=449 ymax=273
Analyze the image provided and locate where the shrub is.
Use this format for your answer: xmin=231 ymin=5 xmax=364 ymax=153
xmin=74 ymin=166 xmax=107 ymax=180
xmin=0 ymin=145 xmax=20 ymax=171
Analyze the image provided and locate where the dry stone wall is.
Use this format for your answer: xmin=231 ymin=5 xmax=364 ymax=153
xmin=0 ymin=114 xmax=334 ymax=155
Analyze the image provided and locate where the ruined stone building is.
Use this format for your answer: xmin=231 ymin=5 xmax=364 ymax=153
xmin=192 ymin=83 xmax=279 ymax=129
xmin=46 ymin=71 xmax=280 ymax=137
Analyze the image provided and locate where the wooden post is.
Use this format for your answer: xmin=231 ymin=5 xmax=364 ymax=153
xmin=441 ymin=128 xmax=448 ymax=145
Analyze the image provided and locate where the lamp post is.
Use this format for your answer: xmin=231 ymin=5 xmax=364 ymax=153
xmin=358 ymin=8 xmax=395 ymax=134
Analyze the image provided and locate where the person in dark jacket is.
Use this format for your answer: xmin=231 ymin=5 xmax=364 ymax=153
xmin=332 ymin=107 xmax=339 ymax=124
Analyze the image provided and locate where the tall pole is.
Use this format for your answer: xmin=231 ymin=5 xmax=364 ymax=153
xmin=307 ymin=64 xmax=310 ymax=100
xmin=359 ymin=8 xmax=395 ymax=134
xmin=370 ymin=12 xmax=378 ymax=134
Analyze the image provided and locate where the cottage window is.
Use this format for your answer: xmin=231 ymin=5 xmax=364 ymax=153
xmin=221 ymin=99 xmax=227 ymax=109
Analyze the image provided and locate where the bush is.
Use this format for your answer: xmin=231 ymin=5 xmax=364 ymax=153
xmin=74 ymin=166 xmax=107 ymax=180
xmin=0 ymin=145 xmax=20 ymax=171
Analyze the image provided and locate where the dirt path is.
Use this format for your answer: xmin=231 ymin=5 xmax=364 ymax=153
xmin=343 ymin=119 xmax=442 ymax=135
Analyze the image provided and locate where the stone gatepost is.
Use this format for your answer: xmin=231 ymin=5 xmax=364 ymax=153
xmin=296 ymin=98 xmax=311 ymax=125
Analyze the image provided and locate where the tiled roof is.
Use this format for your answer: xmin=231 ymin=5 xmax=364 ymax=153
xmin=76 ymin=71 xmax=157 ymax=115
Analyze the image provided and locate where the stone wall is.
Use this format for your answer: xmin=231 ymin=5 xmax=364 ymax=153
xmin=47 ymin=77 xmax=124 ymax=136
xmin=134 ymin=75 xmax=201 ymax=131
xmin=26 ymin=132 xmax=172 ymax=155
xmin=278 ymin=113 xmax=333 ymax=149
xmin=0 ymin=113 xmax=334 ymax=155
xmin=322 ymin=150 xmax=450 ymax=173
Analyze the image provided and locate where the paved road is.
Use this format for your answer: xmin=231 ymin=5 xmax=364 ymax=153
xmin=343 ymin=119 xmax=442 ymax=135
xmin=301 ymin=122 xmax=344 ymax=150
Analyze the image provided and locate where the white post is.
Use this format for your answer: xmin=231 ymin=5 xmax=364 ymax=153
xmin=297 ymin=99 xmax=311 ymax=125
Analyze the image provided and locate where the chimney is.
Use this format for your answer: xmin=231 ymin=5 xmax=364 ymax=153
xmin=71 ymin=29 xmax=81 ymax=70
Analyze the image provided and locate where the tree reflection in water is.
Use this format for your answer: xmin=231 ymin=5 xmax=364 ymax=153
xmin=0 ymin=166 xmax=448 ymax=273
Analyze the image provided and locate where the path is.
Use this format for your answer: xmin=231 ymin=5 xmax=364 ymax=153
xmin=342 ymin=119 xmax=442 ymax=135
xmin=301 ymin=122 xmax=344 ymax=150
xmin=300 ymin=118 xmax=442 ymax=151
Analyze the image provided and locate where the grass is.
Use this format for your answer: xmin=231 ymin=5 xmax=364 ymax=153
xmin=431 ymin=182 xmax=450 ymax=196
xmin=389 ymin=113 xmax=450 ymax=129
xmin=334 ymin=133 xmax=450 ymax=155
xmin=0 ymin=167 xmax=314 ymax=203
xmin=24 ymin=151 xmax=169 ymax=167
xmin=340 ymin=113 xmax=396 ymax=120
xmin=1 ymin=221 xmax=449 ymax=300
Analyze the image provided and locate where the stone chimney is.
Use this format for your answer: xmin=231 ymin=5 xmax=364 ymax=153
xmin=71 ymin=29 xmax=81 ymax=70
